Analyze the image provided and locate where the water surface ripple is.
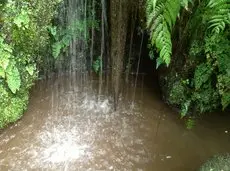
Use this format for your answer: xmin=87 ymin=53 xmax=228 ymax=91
xmin=0 ymin=75 xmax=230 ymax=170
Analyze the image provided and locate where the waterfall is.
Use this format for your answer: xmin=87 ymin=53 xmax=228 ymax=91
xmin=54 ymin=0 xmax=138 ymax=110
xmin=110 ymin=0 xmax=130 ymax=110
xmin=67 ymin=0 xmax=87 ymax=73
xmin=54 ymin=0 xmax=89 ymax=75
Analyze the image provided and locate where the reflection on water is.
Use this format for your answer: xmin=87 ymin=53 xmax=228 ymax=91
xmin=0 ymin=74 xmax=230 ymax=171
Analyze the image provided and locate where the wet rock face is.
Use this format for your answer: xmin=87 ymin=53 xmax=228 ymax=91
xmin=198 ymin=153 xmax=230 ymax=171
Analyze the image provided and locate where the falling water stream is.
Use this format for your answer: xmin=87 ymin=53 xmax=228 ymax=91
xmin=1 ymin=0 xmax=230 ymax=170
xmin=0 ymin=74 xmax=230 ymax=170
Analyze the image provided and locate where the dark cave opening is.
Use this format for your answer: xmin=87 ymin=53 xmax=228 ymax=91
xmin=129 ymin=29 xmax=162 ymax=97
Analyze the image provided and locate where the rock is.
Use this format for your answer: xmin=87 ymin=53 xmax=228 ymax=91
xmin=198 ymin=153 xmax=230 ymax=171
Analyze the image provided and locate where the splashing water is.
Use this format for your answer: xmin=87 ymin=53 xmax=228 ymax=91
xmin=1 ymin=75 xmax=230 ymax=170
xmin=0 ymin=75 xmax=155 ymax=170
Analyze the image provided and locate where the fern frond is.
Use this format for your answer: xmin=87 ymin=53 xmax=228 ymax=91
xmin=146 ymin=0 xmax=181 ymax=66
xmin=205 ymin=0 xmax=230 ymax=34
xmin=147 ymin=3 xmax=165 ymax=29
xmin=181 ymin=0 xmax=193 ymax=10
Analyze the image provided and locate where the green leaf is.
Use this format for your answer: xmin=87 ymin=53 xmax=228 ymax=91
xmin=186 ymin=118 xmax=195 ymax=129
xmin=93 ymin=57 xmax=102 ymax=73
xmin=13 ymin=10 xmax=30 ymax=28
xmin=26 ymin=65 xmax=35 ymax=76
xmin=52 ymin=42 xmax=62 ymax=59
xmin=180 ymin=100 xmax=191 ymax=118
xmin=149 ymin=49 xmax=155 ymax=60
xmin=61 ymin=35 xmax=72 ymax=46
xmin=156 ymin=57 xmax=164 ymax=69
xmin=6 ymin=66 xmax=21 ymax=94
xmin=194 ymin=63 xmax=212 ymax=90
xmin=217 ymin=74 xmax=230 ymax=109
xmin=48 ymin=26 xmax=57 ymax=37
xmin=146 ymin=0 xmax=180 ymax=67
xmin=0 ymin=67 xmax=5 ymax=78
xmin=0 ymin=57 xmax=9 ymax=70
xmin=221 ymin=91 xmax=230 ymax=109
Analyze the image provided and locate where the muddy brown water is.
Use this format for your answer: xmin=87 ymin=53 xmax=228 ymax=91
xmin=0 ymin=74 xmax=230 ymax=171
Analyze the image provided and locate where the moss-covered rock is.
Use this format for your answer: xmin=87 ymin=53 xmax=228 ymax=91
xmin=198 ymin=154 xmax=230 ymax=171
xmin=0 ymin=85 xmax=29 ymax=128
xmin=0 ymin=67 xmax=37 ymax=128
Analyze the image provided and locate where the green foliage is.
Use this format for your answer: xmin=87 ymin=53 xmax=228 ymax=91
xmin=191 ymin=82 xmax=220 ymax=113
xmin=0 ymin=84 xmax=29 ymax=128
xmin=169 ymin=80 xmax=187 ymax=105
xmin=217 ymin=74 xmax=230 ymax=109
xmin=146 ymin=0 xmax=230 ymax=68
xmin=93 ymin=56 xmax=102 ymax=73
xmin=201 ymin=32 xmax=230 ymax=110
xmin=49 ymin=18 xmax=99 ymax=59
xmin=0 ymin=0 xmax=61 ymax=128
xmin=13 ymin=9 xmax=30 ymax=29
xmin=148 ymin=0 xmax=230 ymax=120
xmin=0 ymin=36 xmax=21 ymax=93
xmin=6 ymin=65 xmax=21 ymax=94
xmin=194 ymin=63 xmax=212 ymax=90
xmin=198 ymin=154 xmax=230 ymax=171
xmin=181 ymin=100 xmax=191 ymax=118
xmin=186 ymin=117 xmax=195 ymax=129
xmin=189 ymin=30 xmax=230 ymax=111
xmin=205 ymin=0 xmax=230 ymax=34
xmin=146 ymin=0 xmax=182 ymax=66
xmin=167 ymin=30 xmax=230 ymax=118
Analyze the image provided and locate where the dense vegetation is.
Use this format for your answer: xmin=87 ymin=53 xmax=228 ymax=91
xmin=0 ymin=0 xmax=60 ymax=128
xmin=0 ymin=0 xmax=229 ymax=128
xmin=146 ymin=0 xmax=230 ymax=121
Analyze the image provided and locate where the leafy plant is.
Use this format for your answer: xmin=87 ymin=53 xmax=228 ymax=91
xmin=0 ymin=0 xmax=61 ymax=128
xmin=217 ymin=74 xmax=230 ymax=109
xmin=6 ymin=64 xmax=21 ymax=94
xmin=93 ymin=56 xmax=102 ymax=73
xmin=205 ymin=0 xmax=230 ymax=34
xmin=0 ymin=36 xmax=21 ymax=94
xmin=146 ymin=0 xmax=182 ymax=66
xmin=194 ymin=63 xmax=212 ymax=90
xmin=49 ymin=18 xmax=99 ymax=59
xmin=146 ymin=0 xmax=230 ymax=120
xmin=146 ymin=0 xmax=230 ymax=67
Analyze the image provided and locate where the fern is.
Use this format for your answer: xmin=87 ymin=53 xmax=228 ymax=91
xmin=194 ymin=63 xmax=212 ymax=90
xmin=146 ymin=0 xmax=181 ymax=67
xmin=49 ymin=19 xmax=94 ymax=59
xmin=146 ymin=0 xmax=230 ymax=67
xmin=218 ymin=74 xmax=230 ymax=109
xmin=205 ymin=0 xmax=230 ymax=34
